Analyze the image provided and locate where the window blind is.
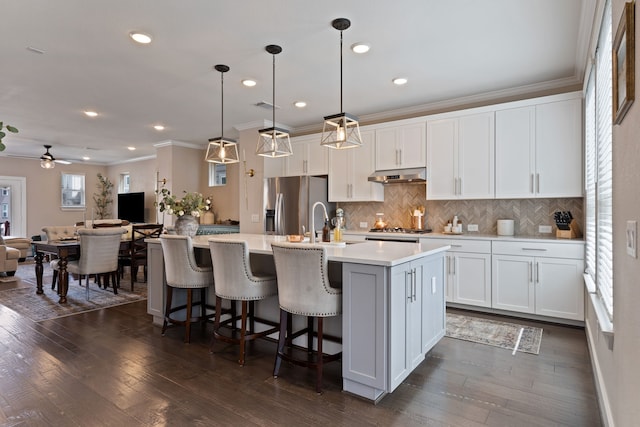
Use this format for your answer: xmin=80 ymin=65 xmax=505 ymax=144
xmin=584 ymin=71 xmax=596 ymax=285
xmin=595 ymin=3 xmax=614 ymax=319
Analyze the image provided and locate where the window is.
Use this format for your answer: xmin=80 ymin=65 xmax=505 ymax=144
xmin=1 ymin=188 xmax=8 ymax=196
xmin=208 ymin=163 xmax=227 ymax=186
xmin=61 ymin=173 xmax=86 ymax=209
xmin=584 ymin=1 xmax=613 ymax=321
xmin=1 ymin=204 xmax=7 ymax=219
xmin=119 ymin=173 xmax=130 ymax=193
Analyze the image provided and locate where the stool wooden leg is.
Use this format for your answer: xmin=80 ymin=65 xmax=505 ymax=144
xmin=239 ymin=301 xmax=248 ymax=366
xmin=162 ymin=286 xmax=174 ymax=336
xmin=316 ymin=317 xmax=324 ymax=394
xmin=307 ymin=317 xmax=314 ymax=355
xmin=211 ymin=296 xmax=223 ymax=351
xmin=184 ymin=289 xmax=193 ymax=343
xmin=200 ymin=288 xmax=207 ymax=331
xmin=273 ymin=309 xmax=288 ymax=377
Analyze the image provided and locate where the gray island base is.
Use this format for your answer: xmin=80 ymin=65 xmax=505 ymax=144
xmin=146 ymin=233 xmax=449 ymax=402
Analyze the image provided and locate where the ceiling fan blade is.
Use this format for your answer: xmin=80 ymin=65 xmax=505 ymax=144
xmin=55 ymin=159 xmax=72 ymax=165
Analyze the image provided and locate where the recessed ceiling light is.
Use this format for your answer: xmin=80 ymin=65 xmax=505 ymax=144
xmin=82 ymin=156 xmax=91 ymax=161
xmin=84 ymin=111 xmax=98 ymax=117
xmin=242 ymin=79 xmax=257 ymax=87
xmin=153 ymin=124 xmax=165 ymax=131
xmin=127 ymin=146 xmax=136 ymax=151
xmin=351 ymin=43 xmax=370 ymax=54
xmin=392 ymin=77 xmax=408 ymax=85
xmin=294 ymin=101 xmax=307 ymax=108
xmin=129 ymin=31 xmax=152 ymax=44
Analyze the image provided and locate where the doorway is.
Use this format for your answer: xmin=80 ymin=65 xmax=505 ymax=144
xmin=0 ymin=176 xmax=27 ymax=237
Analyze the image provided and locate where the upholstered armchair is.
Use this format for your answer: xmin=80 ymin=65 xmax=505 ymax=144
xmin=0 ymin=243 xmax=20 ymax=276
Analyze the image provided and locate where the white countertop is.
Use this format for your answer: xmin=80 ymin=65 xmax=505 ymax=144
xmin=343 ymin=230 xmax=585 ymax=244
xmin=184 ymin=233 xmax=450 ymax=267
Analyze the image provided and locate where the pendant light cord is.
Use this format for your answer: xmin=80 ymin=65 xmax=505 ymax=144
xmin=220 ymin=71 xmax=225 ymax=145
xmin=340 ymin=29 xmax=343 ymax=113
xmin=272 ymin=53 xmax=276 ymax=128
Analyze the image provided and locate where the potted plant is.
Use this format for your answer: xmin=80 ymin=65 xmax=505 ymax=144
xmin=155 ymin=188 xmax=212 ymax=236
xmin=0 ymin=122 xmax=19 ymax=152
xmin=93 ymin=173 xmax=114 ymax=219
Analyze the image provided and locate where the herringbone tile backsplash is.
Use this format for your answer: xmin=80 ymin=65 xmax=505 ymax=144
xmin=339 ymin=183 xmax=583 ymax=236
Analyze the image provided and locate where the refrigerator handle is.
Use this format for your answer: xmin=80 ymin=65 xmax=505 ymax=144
xmin=275 ymin=192 xmax=285 ymax=235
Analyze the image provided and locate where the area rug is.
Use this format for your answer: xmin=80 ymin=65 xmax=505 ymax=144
xmin=0 ymin=262 xmax=147 ymax=322
xmin=446 ymin=313 xmax=543 ymax=355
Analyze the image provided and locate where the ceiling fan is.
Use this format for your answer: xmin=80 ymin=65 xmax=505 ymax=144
xmin=5 ymin=144 xmax=73 ymax=168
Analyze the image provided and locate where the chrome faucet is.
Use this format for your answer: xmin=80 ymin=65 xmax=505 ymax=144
xmin=310 ymin=201 xmax=329 ymax=244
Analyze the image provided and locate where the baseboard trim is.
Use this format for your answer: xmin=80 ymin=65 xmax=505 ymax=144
xmin=585 ymin=317 xmax=615 ymax=427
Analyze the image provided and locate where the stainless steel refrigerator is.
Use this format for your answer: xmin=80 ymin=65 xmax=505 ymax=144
xmin=264 ymin=176 xmax=335 ymax=236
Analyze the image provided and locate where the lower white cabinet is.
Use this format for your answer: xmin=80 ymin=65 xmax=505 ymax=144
xmin=491 ymin=241 xmax=584 ymax=321
xmin=439 ymin=239 xmax=492 ymax=308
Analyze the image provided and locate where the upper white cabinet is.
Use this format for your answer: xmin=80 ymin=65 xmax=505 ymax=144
xmin=495 ymin=95 xmax=582 ymax=198
xmin=426 ymin=112 xmax=494 ymax=200
xmin=375 ymin=121 xmax=426 ymax=171
xmin=284 ymin=134 xmax=329 ymax=176
xmin=328 ymin=130 xmax=384 ymax=202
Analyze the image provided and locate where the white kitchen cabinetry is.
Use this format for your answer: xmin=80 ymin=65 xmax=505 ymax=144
xmin=284 ymin=134 xmax=328 ymax=176
xmin=329 ymin=130 xmax=384 ymax=202
xmin=491 ymin=240 xmax=584 ymax=321
xmin=426 ymin=112 xmax=494 ymax=200
xmin=437 ymin=238 xmax=492 ymax=308
xmin=495 ymin=96 xmax=582 ymax=198
xmin=375 ymin=121 xmax=426 ymax=171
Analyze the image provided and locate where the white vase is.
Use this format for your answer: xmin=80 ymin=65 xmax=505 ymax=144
xmin=174 ymin=214 xmax=199 ymax=237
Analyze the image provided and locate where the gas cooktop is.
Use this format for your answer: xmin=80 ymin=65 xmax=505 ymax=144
xmin=369 ymin=227 xmax=432 ymax=234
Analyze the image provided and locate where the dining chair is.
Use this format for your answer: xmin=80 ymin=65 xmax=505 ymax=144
xmin=50 ymin=227 xmax=125 ymax=300
xmin=270 ymin=242 xmax=342 ymax=394
xmin=120 ymin=224 xmax=163 ymax=291
xmin=208 ymin=239 xmax=279 ymax=366
xmin=159 ymin=234 xmax=216 ymax=343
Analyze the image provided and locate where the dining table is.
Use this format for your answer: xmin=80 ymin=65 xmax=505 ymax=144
xmin=33 ymin=239 xmax=130 ymax=304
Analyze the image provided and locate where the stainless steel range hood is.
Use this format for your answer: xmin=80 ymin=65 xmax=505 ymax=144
xmin=367 ymin=167 xmax=427 ymax=184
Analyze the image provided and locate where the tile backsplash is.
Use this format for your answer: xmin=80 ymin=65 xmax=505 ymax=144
xmin=338 ymin=183 xmax=583 ymax=236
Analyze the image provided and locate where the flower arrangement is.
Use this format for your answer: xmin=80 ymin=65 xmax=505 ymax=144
xmin=156 ymin=188 xmax=211 ymax=217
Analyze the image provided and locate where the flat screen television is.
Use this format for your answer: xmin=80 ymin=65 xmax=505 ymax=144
xmin=117 ymin=192 xmax=145 ymax=223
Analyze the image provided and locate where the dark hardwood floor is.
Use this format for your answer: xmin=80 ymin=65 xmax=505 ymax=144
xmin=0 ymin=274 xmax=601 ymax=426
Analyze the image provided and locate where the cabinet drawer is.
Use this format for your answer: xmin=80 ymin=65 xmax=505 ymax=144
xmin=492 ymin=240 xmax=584 ymax=259
xmin=423 ymin=238 xmax=491 ymax=254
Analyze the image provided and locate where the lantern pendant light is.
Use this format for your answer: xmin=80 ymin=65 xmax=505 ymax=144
xmin=321 ymin=18 xmax=362 ymax=150
xmin=256 ymin=44 xmax=292 ymax=158
xmin=205 ymin=64 xmax=239 ymax=164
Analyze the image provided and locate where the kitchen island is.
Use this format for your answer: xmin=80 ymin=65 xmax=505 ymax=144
xmin=145 ymin=233 xmax=450 ymax=402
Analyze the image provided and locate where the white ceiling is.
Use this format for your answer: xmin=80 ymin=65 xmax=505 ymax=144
xmin=0 ymin=0 xmax=596 ymax=165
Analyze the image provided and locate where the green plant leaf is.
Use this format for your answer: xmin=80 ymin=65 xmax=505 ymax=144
xmin=0 ymin=141 xmax=5 ymax=151
xmin=6 ymin=126 xmax=18 ymax=133
xmin=0 ymin=131 xmax=5 ymax=139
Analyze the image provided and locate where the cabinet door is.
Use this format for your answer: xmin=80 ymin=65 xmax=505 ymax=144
xmin=492 ymin=254 xmax=535 ymax=313
xmin=458 ymin=113 xmax=494 ymax=199
xmin=535 ymin=98 xmax=582 ymax=197
xmin=328 ymin=149 xmax=350 ymax=201
xmin=452 ymin=252 xmax=492 ymax=307
xmin=426 ymin=118 xmax=457 ymax=199
xmin=285 ymin=142 xmax=307 ymax=176
xmin=389 ymin=263 xmax=412 ymax=391
xmin=420 ymin=254 xmax=446 ymax=355
xmin=306 ymin=138 xmax=329 ymax=175
xmin=495 ymin=106 xmax=535 ymax=198
xmin=398 ymin=123 xmax=426 ymax=169
xmin=328 ymin=131 xmax=383 ymax=202
xmin=375 ymin=123 xmax=425 ymax=170
xmin=536 ymin=257 xmax=584 ymax=320
xmin=350 ymin=131 xmax=384 ymax=201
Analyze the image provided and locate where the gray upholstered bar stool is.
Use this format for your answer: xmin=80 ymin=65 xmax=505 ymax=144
xmin=160 ymin=235 xmax=215 ymax=343
xmin=208 ymin=239 xmax=279 ymax=366
xmin=270 ymin=242 xmax=342 ymax=394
